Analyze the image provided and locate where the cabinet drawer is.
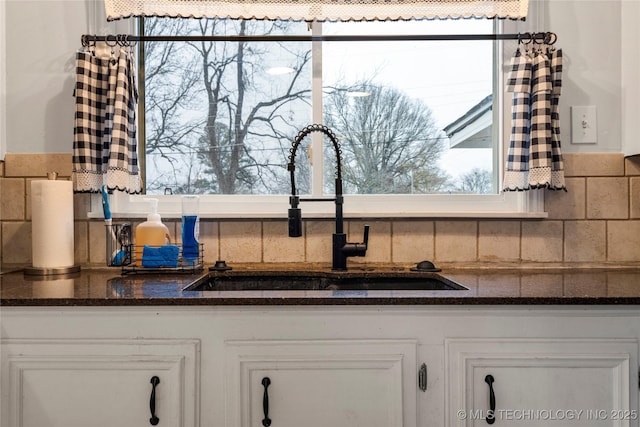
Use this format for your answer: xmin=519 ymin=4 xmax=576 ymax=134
xmin=446 ymin=339 xmax=639 ymax=427
xmin=225 ymin=339 xmax=417 ymax=427
xmin=1 ymin=339 xmax=200 ymax=427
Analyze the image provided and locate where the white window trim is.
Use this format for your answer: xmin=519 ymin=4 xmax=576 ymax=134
xmin=97 ymin=18 xmax=547 ymax=220
xmin=100 ymin=190 xmax=544 ymax=219
xmin=0 ymin=0 xmax=6 ymax=161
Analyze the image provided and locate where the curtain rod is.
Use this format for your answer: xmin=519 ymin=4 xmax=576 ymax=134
xmin=81 ymin=31 xmax=555 ymax=44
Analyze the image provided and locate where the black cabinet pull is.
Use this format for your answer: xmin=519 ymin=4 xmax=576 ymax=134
xmin=150 ymin=376 xmax=160 ymax=426
xmin=262 ymin=377 xmax=272 ymax=427
xmin=485 ymin=374 xmax=496 ymax=425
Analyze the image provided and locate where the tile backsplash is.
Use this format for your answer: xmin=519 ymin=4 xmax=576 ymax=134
xmin=2 ymin=153 xmax=640 ymax=267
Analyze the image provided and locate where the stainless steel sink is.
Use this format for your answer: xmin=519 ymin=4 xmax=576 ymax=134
xmin=183 ymin=271 xmax=467 ymax=292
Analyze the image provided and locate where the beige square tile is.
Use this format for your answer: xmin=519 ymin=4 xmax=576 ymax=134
xmin=348 ymin=220 xmax=390 ymax=265
xmin=607 ymin=220 xmax=640 ymax=262
xmin=521 ymin=220 xmax=563 ymax=262
xmin=587 ymin=177 xmax=629 ymax=219
xmin=631 ymin=177 xmax=640 ymax=219
xmin=545 ymin=177 xmax=585 ymax=219
xmin=391 ymin=220 xmax=434 ymax=264
xmin=434 ymin=221 xmax=477 ymax=263
xmin=563 ymin=153 xmax=624 ymax=177
xmin=73 ymin=193 xmax=91 ymax=221
xmin=199 ymin=220 xmax=219 ymax=264
xmin=219 ymin=221 xmax=262 ymax=263
xmin=625 ymin=155 xmax=640 ymax=176
xmin=4 ymin=153 xmax=72 ymax=177
xmin=478 ymin=221 xmax=520 ymax=262
xmin=563 ymin=220 xmax=606 ymax=262
xmin=74 ymin=221 xmax=89 ymax=265
xmin=1 ymin=221 xmax=32 ymax=265
xmin=263 ymin=220 xmax=305 ymax=263
xmin=0 ymin=178 xmax=25 ymax=220
xmin=88 ymin=220 xmax=107 ymax=264
xmin=305 ymin=220 xmax=334 ymax=264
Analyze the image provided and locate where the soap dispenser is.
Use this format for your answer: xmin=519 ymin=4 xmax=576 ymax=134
xmin=181 ymin=195 xmax=200 ymax=265
xmin=134 ymin=198 xmax=170 ymax=266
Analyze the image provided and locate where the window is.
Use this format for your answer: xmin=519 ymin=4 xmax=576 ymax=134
xmin=108 ymin=17 xmax=545 ymax=218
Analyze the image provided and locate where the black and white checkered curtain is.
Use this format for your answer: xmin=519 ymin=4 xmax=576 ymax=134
xmin=503 ymin=41 xmax=566 ymax=192
xmin=72 ymin=43 xmax=141 ymax=194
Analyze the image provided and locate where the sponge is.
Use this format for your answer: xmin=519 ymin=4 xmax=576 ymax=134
xmin=142 ymin=245 xmax=180 ymax=268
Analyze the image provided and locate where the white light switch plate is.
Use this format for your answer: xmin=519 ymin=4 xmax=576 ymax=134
xmin=571 ymin=105 xmax=597 ymax=144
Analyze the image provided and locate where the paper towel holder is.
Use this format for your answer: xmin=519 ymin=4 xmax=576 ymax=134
xmin=24 ymin=265 xmax=81 ymax=276
xmin=24 ymin=172 xmax=81 ymax=276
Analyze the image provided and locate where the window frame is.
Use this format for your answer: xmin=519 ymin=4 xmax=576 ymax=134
xmin=0 ymin=0 xmax=5 ymax=161
xmin=103 ymin=17 xmax=547 ymax=220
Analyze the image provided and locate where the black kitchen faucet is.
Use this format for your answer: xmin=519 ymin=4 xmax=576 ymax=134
xmin=287 ymin=124 xmax=369 ymax=271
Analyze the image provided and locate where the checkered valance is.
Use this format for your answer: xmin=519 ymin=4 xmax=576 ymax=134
xmin=72 ymin=43 xmax=141 ymax=194
xmin=503 ymin=39 xmax=566 ymax=192
xmin=104 ymin=0 xmax=528 ymax=21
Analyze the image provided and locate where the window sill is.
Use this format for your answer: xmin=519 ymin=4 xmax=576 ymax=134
xmin=88 ymin=211 xmax=548 ymax=220
xmin=90 ymin=192 xmax=547 ymax=220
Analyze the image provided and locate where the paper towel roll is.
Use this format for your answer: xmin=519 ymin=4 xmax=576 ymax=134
xmin=31 ymin=180 xmax=75 ymax=269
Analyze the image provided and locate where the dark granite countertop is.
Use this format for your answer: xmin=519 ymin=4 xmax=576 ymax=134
xmin=2 ymin=264 xmax=640 ymax=306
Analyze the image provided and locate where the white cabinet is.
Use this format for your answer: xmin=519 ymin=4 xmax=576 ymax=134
xmin=224 ymin=339 xmax=417 ymax=427
xmin=1 ymin=306 xmax=640 ymax=427
xmin=446 ymin=339 xmax=639 ymax=427
xmin=1 ymin=339 xmax=200 ymax=427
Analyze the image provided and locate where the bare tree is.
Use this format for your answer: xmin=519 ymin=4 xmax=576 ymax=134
xmin=143 ymin=19 xmax=311 ymax=194
xmin=324 ymin=82 xmax=451 ymax=194
xmin=456 ymin=168 xmax=493 ymax=194
xmin=143 ymin=19 xmax=205 ymax=193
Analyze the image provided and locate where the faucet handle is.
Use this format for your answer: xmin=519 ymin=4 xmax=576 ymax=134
xmin=362 ymin=224 xmax=370 ymax=248
xmin=338 ymin=224 xmax=369 ymax=262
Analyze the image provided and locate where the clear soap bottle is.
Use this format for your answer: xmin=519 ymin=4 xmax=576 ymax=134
xmin=134 ymin=198 xmax=170 ymax=266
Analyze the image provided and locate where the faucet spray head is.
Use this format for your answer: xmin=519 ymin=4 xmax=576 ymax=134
xmin=288 ymin=208 xmax=302 ymax=237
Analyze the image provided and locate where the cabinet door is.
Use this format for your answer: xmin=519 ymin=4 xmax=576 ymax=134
xmin=446 ymin=339 xmax=639 ymax=427
xmin=225 ymin=339 xmax=417 ymax=427
xmin=1 ymin=339 xmax=200 ymax=427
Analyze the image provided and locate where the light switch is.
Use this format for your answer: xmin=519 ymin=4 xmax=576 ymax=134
xmin=571 ymin=105 xmax=597 ymax=144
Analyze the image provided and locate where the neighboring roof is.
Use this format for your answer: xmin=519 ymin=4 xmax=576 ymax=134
xmin=443 ymin=94 xmax=493 ymax=149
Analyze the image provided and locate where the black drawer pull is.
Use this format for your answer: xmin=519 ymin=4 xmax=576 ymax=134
xmin=262 ymin=377 xmax=272 ymax=426
xmin=485 ymin=374 xmax=496 ymax=425
xmin=150 ymin=376 xmax=160 ymax=425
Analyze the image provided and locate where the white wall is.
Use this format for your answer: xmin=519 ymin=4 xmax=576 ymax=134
xmin=3 ymin=0 xmax=127 ymax=155
xmin=511 ymin=0 xmax=624 ymax=153
xmin=546 ymin=0 xmax=622 ymax=153
xmin=1 ymin=0 xmax=630 ymax=154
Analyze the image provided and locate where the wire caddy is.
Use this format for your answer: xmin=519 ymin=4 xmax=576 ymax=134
xmin=120 ymin=243 xmax=204 ymax=275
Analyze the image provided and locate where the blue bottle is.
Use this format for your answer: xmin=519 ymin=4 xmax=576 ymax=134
xmin=181 ymin=196 xmax=200 ymax=264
